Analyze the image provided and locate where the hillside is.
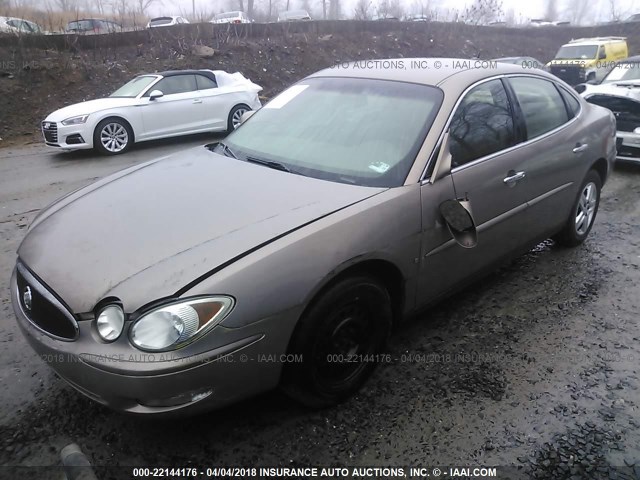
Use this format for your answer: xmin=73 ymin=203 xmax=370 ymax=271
xmin=1 ymin=21 xmax=638 ymax=147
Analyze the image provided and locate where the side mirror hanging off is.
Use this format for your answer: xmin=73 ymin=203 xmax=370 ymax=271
xmin=439 ymin=199 xmax=478 ymax=248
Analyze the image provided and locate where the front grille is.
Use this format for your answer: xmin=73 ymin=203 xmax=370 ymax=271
xmin=16 ymin=264 xmax=78 ymax=340
xmin=41 ymin=121 xmax=58 ymax=143
xmin=550 ymin=65 xmax=583 ymax=86
xmin=586 ymin=95 xmax=640 ymax=133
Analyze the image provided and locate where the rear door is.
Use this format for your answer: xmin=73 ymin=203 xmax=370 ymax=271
xmin=417 ymin=78 xmax=531 ymax=305
xmin=504 ymin=76 xmax=588 ymax=240
xmin=195 ymin=73 xmax=229 ymax=131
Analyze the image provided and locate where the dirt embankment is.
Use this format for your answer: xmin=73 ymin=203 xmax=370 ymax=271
xmin=0 ymin=21 xmax=639 ymax=147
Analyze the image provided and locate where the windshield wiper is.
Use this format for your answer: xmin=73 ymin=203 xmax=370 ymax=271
xmin=246 ymin=156 xmax=292 ymax=173
xmin=217 ymin=142 xmax=238 ymax=159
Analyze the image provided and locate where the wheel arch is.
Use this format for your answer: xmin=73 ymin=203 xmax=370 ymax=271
xmin=94 ymin=115 xmax=136 ymax=143
xmin=228 ymin=103 xmax=252 ymax=130
xmin=299 ymin=258 xmax=407 ymax=330
xmin=590 ymin=157 xmax=608 ymax=184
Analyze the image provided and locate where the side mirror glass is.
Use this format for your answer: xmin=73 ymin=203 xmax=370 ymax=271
xmin=239 ymin=110 xmax=256 ymax=125
xmin=573 ymin=83 xmax=587 ymax=93
xmin=439 ymin=199 xmax=478 ymax=248
xmin=149 ymin=90 xmax=164 ymax=100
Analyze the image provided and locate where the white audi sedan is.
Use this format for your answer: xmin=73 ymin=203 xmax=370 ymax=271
xmin=41 ymin=69 xmax=262 ymax=155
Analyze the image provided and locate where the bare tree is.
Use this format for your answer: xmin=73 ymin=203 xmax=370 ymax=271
xmin=408 ymin=0 xmax=436 ymax=19
xmin=137 ymin=0 xmax=162 ymax=15
xmin=544 ymin=0 xmax=557 ymax=20
xmin=375 ymin=0 xmax=404 ymax=19
xmin=328 ymin=0 xmax=340 ymax=18
xmin=353 ymin=0 xmax=373 ymax=20
xmin=606 ymin=0 xmax=629 ymax=22
xmin=320 ymin=0 xmax=327 ymax=18
xmin=262 ymin=0 xmax=281 ymax=20
xmin=389 ymin=0 xmax=404 ymax=19
xmin=461 ymin=0 xmax=503 ymax=25
xmin=193 ymin=6 xmax=215 ymax=22
xmin=52 ymin=0 xmax=78 ymax=11
xmin=562 ymin=0 xmax=587 ymax=25
xmin=92 ymin=0 xmax=107 ymax=15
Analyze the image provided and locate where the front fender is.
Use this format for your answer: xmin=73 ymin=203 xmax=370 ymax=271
xmin=180 ymin=185 xmax=422 ymax=331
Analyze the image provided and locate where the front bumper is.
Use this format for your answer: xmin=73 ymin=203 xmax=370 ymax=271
xmin=10 ymin=267 xmax=293 ymax=415
xmin=616 ymin=132 xmax=640 ymax=163
xmin=41 ymin=121 xmax=93 ymax=151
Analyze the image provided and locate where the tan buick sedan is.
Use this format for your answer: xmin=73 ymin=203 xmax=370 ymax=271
xmin=11 ymin=59 xmax=616 ymax=415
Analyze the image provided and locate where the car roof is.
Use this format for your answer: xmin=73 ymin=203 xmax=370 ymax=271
xmin=566 ymin=36 xmax=626 ymax=46
xmin=155 ymin=69 xmax=218 ymax=81
xmin=309 ymin=57 xmax=551 ymax=87
xmin=280 ymin=10 xmax=309 ymax=15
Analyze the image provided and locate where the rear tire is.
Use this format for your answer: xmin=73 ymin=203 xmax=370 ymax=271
xmin=282 ymin=276 xmax=392 ymax=408
xmin=554 ymin=170 xmax=601 ymax=247
xmin=227 ymin=104 xmax=250 ymax=133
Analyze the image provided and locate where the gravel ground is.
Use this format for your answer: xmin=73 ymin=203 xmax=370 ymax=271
xmin=0 ymin=139 xmax=639 ymax=480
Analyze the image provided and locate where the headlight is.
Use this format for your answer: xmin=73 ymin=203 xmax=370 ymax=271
xmin=634 ymin=127 xmax=640 ymax=134
xmin=61 ymin=115 xmax=89 ymax=126
xmin=130 ymin=296 xmax=234 ymax=351
xmin=96 ymin=305 xmax=125 ymax=342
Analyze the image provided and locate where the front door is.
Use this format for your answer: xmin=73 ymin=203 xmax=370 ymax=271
xmin=417 ymin=78 xmax=530 ymax=306
xmin=140 ymin=74 xmax=202 ymax=138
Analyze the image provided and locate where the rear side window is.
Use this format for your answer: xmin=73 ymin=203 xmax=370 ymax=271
xmin=196 ymin=74 xmax=217 ymax=90
xmin=558 ymin=86 xmax=581 ymax=119
xmin=151 ymin=75 xmax=197 ymax=95
xmin=449 ymin=79 xmax=516 ymax=168
xmin=508 ymin=77 xmax=569 ymax=139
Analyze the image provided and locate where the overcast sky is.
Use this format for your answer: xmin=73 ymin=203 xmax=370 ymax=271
xmin=147 ymin=0 xmax=638 ymax=22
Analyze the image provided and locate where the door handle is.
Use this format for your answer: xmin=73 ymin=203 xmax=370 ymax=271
xmin=573 ymin=143 xmax=588 ymax=153
xmin=192 ymin=99 xmax=203 ymax=104
xmin=503 ymin=171 xmax=526 ymax=186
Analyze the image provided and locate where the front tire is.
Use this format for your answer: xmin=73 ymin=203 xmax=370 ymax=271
xmin=227 ymin=104 xmax=250 ymax=133
xmin=282 ymin=276 xmax=392 ymax=408
xmin=554 ymin=170 xmax=601 ymax=247
xmin=94 ymin=118 xmax=133 ymax=155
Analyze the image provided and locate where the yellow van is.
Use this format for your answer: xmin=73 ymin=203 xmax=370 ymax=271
xmin=547 ymin=36 xmax=628 ymax=85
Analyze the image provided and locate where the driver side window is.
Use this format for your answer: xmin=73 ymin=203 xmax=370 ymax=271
xmin=449 ymin=79 xmax=516 ymax=168
xmin=147 ymin=75 xmax=197 ymax=96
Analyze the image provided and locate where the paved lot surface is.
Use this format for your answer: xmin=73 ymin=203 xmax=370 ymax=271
xmin=0 ymin=138 xmax=639 ymax=479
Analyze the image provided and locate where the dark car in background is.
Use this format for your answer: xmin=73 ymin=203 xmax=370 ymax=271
xmin=65 ymin=18 xmax=122 ymax=34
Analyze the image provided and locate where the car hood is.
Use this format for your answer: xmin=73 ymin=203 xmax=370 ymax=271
xmin=45 ymin=97 xmax=140 ymax=122
xmin=582 ymin=81 xmax=640 ymax=102
xmin=18 ymin=147 xmax=385 ymax=313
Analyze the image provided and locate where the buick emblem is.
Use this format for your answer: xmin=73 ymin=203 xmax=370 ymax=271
xmin=23 ymin=286 xmax=32 ymax=311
